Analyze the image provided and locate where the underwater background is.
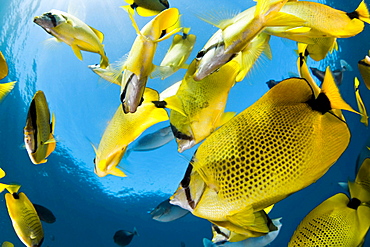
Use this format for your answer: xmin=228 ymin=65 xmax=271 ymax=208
xmin=0 ymin=0 xmax=370 ymax=246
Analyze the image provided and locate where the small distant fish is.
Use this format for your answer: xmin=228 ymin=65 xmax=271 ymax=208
xmin=150 ymin=199 xmax=189 ymax=222
xmin=358 ymin=53 xmax=370 ymax=90
xmin=24 ymin=90 xmax=56 ymax=164
xmin=1 ymin=242 xmax=14 ymax=247
xmin=203 ymin=218 xmax=283 ymax=247
xmin=88 ymin=64 xmax=122 ymax=86
xmin=119 ymin=7 xmax=181 ymax=113
xmin=126 ymin=126 xmax=174 ymax=156
xmin=33 ymin=10 xmax=109 ymax=69
xmin=5 ymin=192 xmax=44 ymax=247
xmin=33 ymin=204 xmax=56 ymax=224
xmin=354 ymin=77 xmax=368 ymax=126
xmin=122 ymin=0 xmax=169 ymax=17
xmin=310 ymin=59 xmax=352 ymax=86
xmin=151 ymin=28 xmax=196 ymax=80
xmin=289 ymin=158 xmax=370 ymax=246
xmin=93 ymin=88 xmax=168 ymax=177
xmin=113 ymin=228 xmax=138 ymax=246
xmin=266 ymin=79 xmax=281 ymax=89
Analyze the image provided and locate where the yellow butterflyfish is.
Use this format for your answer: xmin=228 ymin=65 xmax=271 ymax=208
xmin=93 ymin=88 xmax=168 ymax=177
xmin=165 ymin=60 xmax=239 ymax=152
xmin=5 ymin=192 xmax=44 ymax=247
xmin=24 ymin=91 xmax=56 ymax=165
xmin=172 ymin=69 xmax=355 ymax=240
xmin=119 ymin=7 xmax=182 ymax=113
xmin=264 ymin=1 xmax=370 ymax=44
xmin=289 ymin=158 xmax=370 ymax=246
xmin=193 ymin=0 xmax=304 ymax=81
xmin=34 ymin=9 xmax=109 ymax=69
xmin=122 ymin=0 xmax=169 ymax=17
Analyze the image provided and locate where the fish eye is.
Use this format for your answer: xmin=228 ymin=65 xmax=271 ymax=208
xmin=196 ymin=50 xmax=205 ymax=60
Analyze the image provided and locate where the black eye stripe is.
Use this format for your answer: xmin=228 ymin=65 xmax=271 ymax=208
xmin=196 ymin=41 xmax=225 ymax=60
xmin=46 ymin=13 xmax=58 ymax=27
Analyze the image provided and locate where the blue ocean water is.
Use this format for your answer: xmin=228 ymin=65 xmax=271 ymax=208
xmin=0 ymin=0 xmax=369 ymax=246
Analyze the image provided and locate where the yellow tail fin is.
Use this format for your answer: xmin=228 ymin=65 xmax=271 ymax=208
xmin=0 ymin=81 xmax=16 ymax=101
xmin=355 ymin=0 xmax=370 ymax=24
xmin=354 ymin=77 xmax=368 ymax=126
xmin=321 ymin=67 xmax=359 ymax=114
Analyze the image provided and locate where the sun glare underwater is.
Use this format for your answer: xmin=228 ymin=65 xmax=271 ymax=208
xmin=1 ymin=0 xmax=370 ymax=246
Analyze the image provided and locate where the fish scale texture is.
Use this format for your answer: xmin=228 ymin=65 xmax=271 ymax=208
xmin=193 ymin=78 xmax=350 ymax=216
xmin=289 ymin=208 xmax=357 ymax=246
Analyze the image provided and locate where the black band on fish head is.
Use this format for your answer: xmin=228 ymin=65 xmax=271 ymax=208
xmin=170 ymin=123 xmax=193 ymax=141
xmin=359 ymin=59 xmax=370 ymax=67
xmin=46 ymin=13 xmax=58 ymax=27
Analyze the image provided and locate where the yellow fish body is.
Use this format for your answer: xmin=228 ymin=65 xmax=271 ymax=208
xmin=0 ymin=51 xmax=8 ymax=80
xmin=264 ymin=1 xmax=370 ymax=43
xmin=289 ymin=158 xmax=370 ymax=246
xmin=193 ymin=0 xmax=304 ymax=81
xmin=167 ymin=60 xmax=239 ymax=152
xmin=33 ymin=10 xmax=109 ymax=69
xmin=358 ymin=53 xmax=370 ymax=90
xmin=172 ymin=69 xmax=354 ymax=239
xmin=152 ymin=28 xmax=196 ymax=80
xmin=122 ymin=0 xmax=169 ymax=17
xmin=5 ymin=192 xmax=44 ymax=247
xmin=1 ymin=242 xmax=14 ymax=247
xmin=93 ymin=88 xmax=168 ymax=177
xmin=120 ymin=7 xmax=181 ymax=113
xmin=24 ymin=91 xmax=56 ymax=164
xmin=0 ymin=51 xmax=16 ymax=102
xmin=354 ymin=77 xmax=368 ymax=126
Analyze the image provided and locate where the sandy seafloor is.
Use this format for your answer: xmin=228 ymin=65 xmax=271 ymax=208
xmin=0 ymin=0 xmax=370 ymax=246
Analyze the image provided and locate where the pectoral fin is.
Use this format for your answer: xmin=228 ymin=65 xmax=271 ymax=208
xmin=71 ymin=45 xmax=83 ymax=60
xmin=108 ymin=167 xmax=127 ymax=177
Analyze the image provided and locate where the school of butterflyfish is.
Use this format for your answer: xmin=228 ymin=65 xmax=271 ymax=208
xmin=1 ymin=0 xmax=370 ymax=246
